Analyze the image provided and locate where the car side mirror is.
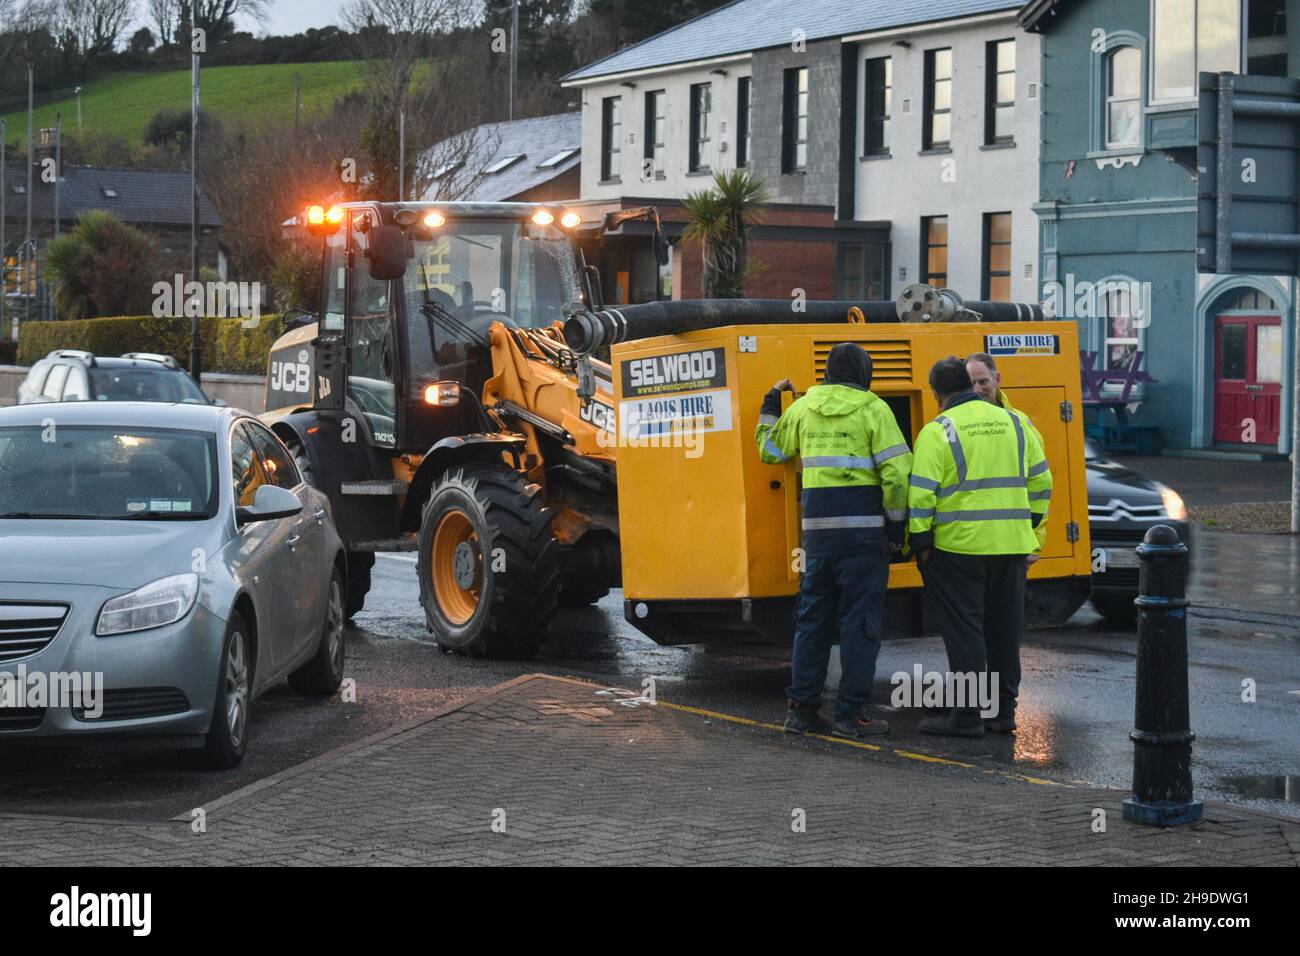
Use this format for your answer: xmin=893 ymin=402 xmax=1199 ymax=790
xmin=236 ymin=484 xmax=303 ymax=526
xmin=367 ymin=223 xmax=408 ymax=280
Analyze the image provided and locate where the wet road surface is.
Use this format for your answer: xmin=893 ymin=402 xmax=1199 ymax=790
xmin=2 ymin=550 xmax=1297 ymax=823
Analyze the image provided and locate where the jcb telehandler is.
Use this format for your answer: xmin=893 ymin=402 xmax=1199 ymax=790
xmin=261 ymin=200 xmax=1092 ymax=659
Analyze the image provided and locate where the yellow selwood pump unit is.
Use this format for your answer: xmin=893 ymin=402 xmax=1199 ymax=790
xmin=262 ymin=200 xmax=1092 ymax=659
xmin=609 ymin=319 xmax=1092 ymax=645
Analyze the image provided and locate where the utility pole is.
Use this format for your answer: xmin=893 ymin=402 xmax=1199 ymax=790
xmin=510 ymin=0 xmax=519 ymax=121
xmin=24 ymin=64 xmax=32 ymax=327
xmin=53 ymin=113 xmax=61 ymax=239
xmin=190 ymin=50 xmax=202 ymax=383
xmin=294 ymin=74 xmax=301 ymax=130
xmin=398 ymin=107 xmax=405 ymax=202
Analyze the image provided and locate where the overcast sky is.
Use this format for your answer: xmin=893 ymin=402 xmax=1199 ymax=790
xmin=242 ymin=0 xmax=345 ymax=36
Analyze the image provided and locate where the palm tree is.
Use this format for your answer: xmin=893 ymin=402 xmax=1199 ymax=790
xmin=681 ymin=169 xmax=767 ymax=298
xmin=45 ymin=211 xmax=160 ymax=320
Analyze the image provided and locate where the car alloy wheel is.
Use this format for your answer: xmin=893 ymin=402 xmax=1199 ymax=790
xmin=225 ymin=629 xmax=250 ymax=751
xmin=326 ymin=575 xmax=345 ymax=675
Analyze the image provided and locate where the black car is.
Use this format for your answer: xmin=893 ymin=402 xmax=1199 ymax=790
xmin=17 ymin=351 xmax=215 ymax=406
xmin=1084 ymin=440 xmax=1191 ymax=623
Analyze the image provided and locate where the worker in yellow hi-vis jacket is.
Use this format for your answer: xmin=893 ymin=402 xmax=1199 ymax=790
xmin=755 ymin=343 xmax=911 ymax=740
xmin=966 ymin=352 xmax=1049 ymax=560
xmin=908 ymin=357 xmax=1052 ymax=738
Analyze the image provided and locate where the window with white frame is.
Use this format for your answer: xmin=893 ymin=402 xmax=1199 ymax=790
xmin=689 ymin=83 xmax=713 ymax=173
xmin=601 ymin=96 xmax=622 ymax=182
xmin=645 ymin=90 xmax=666 ymax=178
xmin=1106 ymin=46 xmax=1143 ymax=148
xmin=1102 ymin=283 xmax=1143 ymax=371
xmin=1151 ymin=0 xmax=1240 ymax=103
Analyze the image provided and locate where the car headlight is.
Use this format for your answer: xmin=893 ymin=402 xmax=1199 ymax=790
xmin=97 ymin=573 xmax=200 ymax=636
xmin=1159 ymin=485 xmax=1188 ymax=521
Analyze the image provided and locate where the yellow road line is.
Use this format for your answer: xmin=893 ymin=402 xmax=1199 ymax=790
xmin=656 ymin=700 xmax=1064 ymax=786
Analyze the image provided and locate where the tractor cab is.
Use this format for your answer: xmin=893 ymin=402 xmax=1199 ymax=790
xmin=268 ymin=201 xmax=590 ymax=453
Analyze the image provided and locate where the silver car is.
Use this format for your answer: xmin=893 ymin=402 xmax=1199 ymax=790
xmin=0 ymin=401 xmax=347 ymax=768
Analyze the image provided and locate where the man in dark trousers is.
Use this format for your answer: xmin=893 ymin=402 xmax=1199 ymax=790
xmin=907 ymin=357 xmax=1052 ymax=736
xmin=756 ymin=343 xmax=911 ymax=739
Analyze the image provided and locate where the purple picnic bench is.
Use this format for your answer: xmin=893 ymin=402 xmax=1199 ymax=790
xmin=1080 ymin=351 xmax=1159 ymax=452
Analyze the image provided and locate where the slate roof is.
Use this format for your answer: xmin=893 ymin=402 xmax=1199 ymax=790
xmin=3 ymin=163 xmax=221 ymax=228
xmin=563 ymin=0 xmax=1025 ymax=83
xmin=1019 ymin=0 xmax=1070 ymax=31
xmin=420 ymin=112 xmax=581 ymax=203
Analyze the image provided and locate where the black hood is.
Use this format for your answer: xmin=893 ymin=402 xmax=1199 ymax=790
xmin=824 ymin=343 xmax=873 ymax=391
xmin=1085 ymin=455 xmax=1163 ymax=502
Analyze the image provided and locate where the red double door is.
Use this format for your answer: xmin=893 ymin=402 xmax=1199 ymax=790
xmin=1213 ymin=314 xmax=1283 ymax=446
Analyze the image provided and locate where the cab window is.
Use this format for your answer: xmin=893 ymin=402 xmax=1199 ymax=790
xmin=321 ymin=228 xmax=346 ymax=333
xmin=348 ymin=212 xmax=398 ymax=447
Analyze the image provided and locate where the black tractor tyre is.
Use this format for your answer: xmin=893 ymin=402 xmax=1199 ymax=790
xmin=1090 ymin=591 xmax=1139 ymax=626
xmin=285 ymin=436 xmax=374 ymax=620
xmin=416 ymin=464 xmax=560 ymax=659
xmin=345 ymin=551 xmax=374 ymax=620
xmin=289 ymin=441 xmax=310 ymax=481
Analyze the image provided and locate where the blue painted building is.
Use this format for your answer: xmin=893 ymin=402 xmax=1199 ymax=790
xmin=1021 ymin=0 xmax=1296 ymax=455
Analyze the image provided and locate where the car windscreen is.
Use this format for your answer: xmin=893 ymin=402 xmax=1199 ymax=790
xmin=89 ymin=368 xmax=209 ymax=404
xmin=0 ymin=425 xmax=219 ymax=520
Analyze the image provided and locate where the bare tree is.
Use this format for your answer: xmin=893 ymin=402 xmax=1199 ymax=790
xmin=191 ymin=0 xmax=268 ymax=41
xmin=147 ymin=0 xmax=179 ymax=44
xmin=201 ymin=98 xmax=370 ymax=283
xmin=60 ymin=0 xmax=136 ymax=55
xmin=3 ymin=0 xmax=59 ymax=30
xmin=343 ymin=0 xmax=477 ymax=199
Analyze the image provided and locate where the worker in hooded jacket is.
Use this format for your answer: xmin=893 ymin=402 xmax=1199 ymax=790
xmin=755 ymin=343 xmax=912 ymax=739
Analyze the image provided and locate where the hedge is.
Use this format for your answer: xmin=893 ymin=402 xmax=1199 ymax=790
xmin=17 ymin=314 xmax=285 ymax=375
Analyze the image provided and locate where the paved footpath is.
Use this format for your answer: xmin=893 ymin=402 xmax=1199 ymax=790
xmin=2 ymin=674 xmax=1296 ymax=866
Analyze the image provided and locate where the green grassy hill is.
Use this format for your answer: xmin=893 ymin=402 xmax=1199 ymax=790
xmin=1 ymin=61 xmax=366 ymax=147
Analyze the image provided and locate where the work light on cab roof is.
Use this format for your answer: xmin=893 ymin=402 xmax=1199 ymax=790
xmin=305 ymin=204 xmax=344 ymax=236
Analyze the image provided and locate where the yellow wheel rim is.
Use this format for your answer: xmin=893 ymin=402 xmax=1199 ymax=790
xmin=432 ymin=510 xmax=481 ymax=625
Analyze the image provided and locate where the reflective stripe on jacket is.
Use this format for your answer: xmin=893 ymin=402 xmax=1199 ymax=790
xmin=755 ymin=383 xmax=912 ymax=556
xmin=997 ymin=389 xmax=1050 ymax=552
xmin=907 ymin=391 xmax=1051 ymax=556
